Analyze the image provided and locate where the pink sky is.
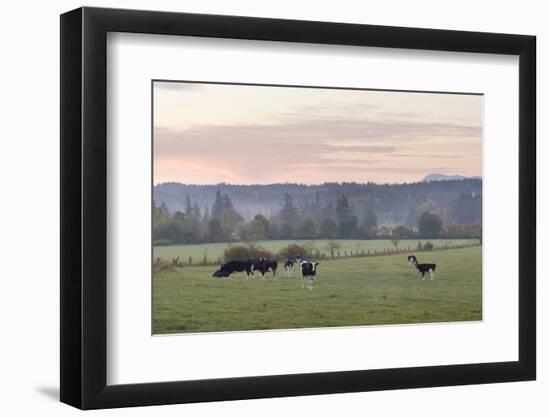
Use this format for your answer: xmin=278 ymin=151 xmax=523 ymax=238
xmin=154 ymin=82 xmax=482 ymax=185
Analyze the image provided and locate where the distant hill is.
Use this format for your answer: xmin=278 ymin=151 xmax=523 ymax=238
xmin=422 ymin=173 xmax=481 ymax=182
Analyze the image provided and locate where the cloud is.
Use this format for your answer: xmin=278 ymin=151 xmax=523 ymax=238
xmin=154 ymin=112 xmax=481 ymax=184
xmin=377 ymin=111 xmax=416 ymax=118
xmin=155 ymin=115 xmax=480 ymax=158
xmin=298 ymin=101 xmax=379 ymax=114
xmin=153 ymin=82 xmax=483 ymax=185
xmin=323 ymin=145 xmax=397 ymax=153
xmin=391 ymin=153 xmax=463 ymax=159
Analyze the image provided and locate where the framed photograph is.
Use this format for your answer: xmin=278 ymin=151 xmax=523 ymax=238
xmin=60 ymin=7 xmax=536 ymax=409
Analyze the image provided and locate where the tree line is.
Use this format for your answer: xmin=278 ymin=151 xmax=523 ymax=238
xmin=154 ymin=179 xmax=482 ymax=227
xmin=153 ymin=190 xmax=482 ymax=246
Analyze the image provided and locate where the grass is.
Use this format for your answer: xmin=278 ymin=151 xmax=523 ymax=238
xmin=153 ymin=238 xmax=478 ymax=263
xmin=153 ymin=245 xmax=482 ymax=334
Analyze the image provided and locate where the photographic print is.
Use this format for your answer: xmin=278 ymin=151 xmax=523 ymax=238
xmin=152 ymin=81 xmax=483 ymax=335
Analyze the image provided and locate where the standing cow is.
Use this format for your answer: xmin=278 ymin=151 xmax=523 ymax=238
xmin=416 ymin=263 xmax=437 ymax=280
xmin=299 ymin=259 xmax=320 ymax=289
xmin=283 ymin=259 xmax=294 ymax=277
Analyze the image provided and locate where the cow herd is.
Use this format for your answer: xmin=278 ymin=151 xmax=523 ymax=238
xmin=212 ymin=256 xmax=320 ymax=288
xmin=211 ymin=253 xmax=438 ymax=285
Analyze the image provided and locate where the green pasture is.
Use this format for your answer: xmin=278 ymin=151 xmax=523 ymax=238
xmin=153 ymin=245 xmax=482 ymax=334
xmin=153 ymin=239 xmax=478 ymax=263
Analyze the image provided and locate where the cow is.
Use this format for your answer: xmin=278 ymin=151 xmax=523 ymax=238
xmin=416 ymin=263 xmax=437 ymax=280
xmin=283 ymin=259 xmax=294 ymax=277
xmin=266 ymin=259 xmax=278 ymax=276
xmin=301 ymin=261 xmax=319 ymax=278
xmin=300 ymin=260 xmax=319 ymax=289
xmin=250 ymin=258 xmax=278 ymax=279
xmin=407 ymin=255 xmax=418 ymax=267
xmin=212 ymin=260 xmax=252 ymax=278
xmin=251 ymin=258 xmax=269 ymax=278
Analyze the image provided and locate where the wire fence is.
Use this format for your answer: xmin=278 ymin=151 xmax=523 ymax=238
xmin=153 ymin=241 xmax=481 ymax=271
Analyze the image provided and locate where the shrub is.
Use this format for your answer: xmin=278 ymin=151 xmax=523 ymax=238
xmin=423 ymin=241 xmax=434 ymax=251
xmin=301 ymin=241 xmax=317 ymax=254
xmin=223 ymin=243 xmax=274 ymax=262
xmin=278 ymin=244 xmax=310 ymax=261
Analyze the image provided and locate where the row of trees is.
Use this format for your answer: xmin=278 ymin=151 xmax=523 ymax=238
xmin=154 ymin=179 xmax=483 ymax=227
xmin=153 ymin=191 xmax=482 ymax=245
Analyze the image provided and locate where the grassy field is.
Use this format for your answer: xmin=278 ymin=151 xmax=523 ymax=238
xmin=153 ymin=245 xmax=482 ymax=334
xmin=153 ymin=239 xmax=478 ymax=263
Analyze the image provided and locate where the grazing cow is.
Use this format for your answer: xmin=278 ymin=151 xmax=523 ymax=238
xmin=284 ymin=259 xmax=294 ymax=277
xmin=300 ymin=260 xmax=320 ymax=289
xmin=212 ymin=260 xmax=252 ymax=278
xmin=416 ymin=263 xmax=437 ymax=280
xmin=247 ymin=258 xmax=264 ymax=278
xmin=250 ymin=258 xmax=278 ymax=279
xmin=407 ymin=255 xmax=418 ymax=267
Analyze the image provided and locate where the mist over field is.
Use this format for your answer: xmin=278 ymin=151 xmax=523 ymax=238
xmin=154 ymin=178 xmax=482 ymax=227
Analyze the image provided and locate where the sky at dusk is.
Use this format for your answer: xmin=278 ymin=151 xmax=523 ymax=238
xmin=153 ymin=81 xmax=482 ymax=185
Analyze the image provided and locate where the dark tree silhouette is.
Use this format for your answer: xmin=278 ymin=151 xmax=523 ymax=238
xmin=280 ymin=193 xmax=299 ymax=226
xmin=418 ymin=212 xmax=443 ymax=238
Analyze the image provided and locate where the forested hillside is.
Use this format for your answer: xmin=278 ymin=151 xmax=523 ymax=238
xmin=152 ymin=179 xmax=482 ymax=245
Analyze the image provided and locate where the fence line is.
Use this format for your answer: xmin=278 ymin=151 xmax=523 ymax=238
xmin=154 ymin=242 xmax=481 ymax=269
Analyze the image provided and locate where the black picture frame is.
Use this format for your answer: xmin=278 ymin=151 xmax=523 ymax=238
xmin=60 ymin=6 xmax=536 ymax=410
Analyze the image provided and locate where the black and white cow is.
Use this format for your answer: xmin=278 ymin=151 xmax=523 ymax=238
xmin=301 ymin=261 xmax=319 ymax=278
xmin=299 ymin=259 xmax=320 ymax=289
xmin=283 ymin=259 xmax=294 ymax=277
xmin=248 ymin=258 xmax=264 ymax=278
xmin=212 ymin=260 xmax=252 ymax=278
xmin=250 ymin=258 xmax=278 ymax=279
xmin=407 ymin=255 xmax=418 ymax=267
xmin=416 ymin=263 xmax=437 ymax=280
